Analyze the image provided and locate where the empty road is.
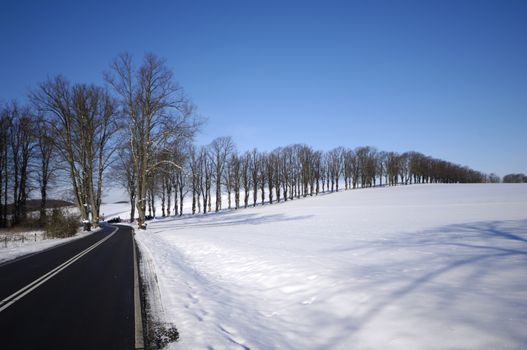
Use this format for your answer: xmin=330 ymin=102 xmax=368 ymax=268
xmin=0 ymin=224 xmax=143 ymax=349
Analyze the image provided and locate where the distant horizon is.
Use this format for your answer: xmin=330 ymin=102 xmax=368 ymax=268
xmin=1 ymin=0 xmax=526 ymax=178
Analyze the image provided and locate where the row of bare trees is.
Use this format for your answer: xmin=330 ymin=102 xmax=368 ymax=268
xmin=105 ymin=53 xmax=200 ymax=229
xmin=140 ymin=140 xmax=491 ymax=218
xmin=1 ymin=53 xmax=200 ymax=230
xmin=0 ymin=101 xmax=63 ymax=228
xmin=1 ymin=52 xmax=496 ymax=229
xmin=0 ymin=103 xmax=37 ymax=227
xmin=0 ymin=79 xmax=120 ymax=228
xmin=30 ymin=78 xmax=119 ymax=226
xmin=502 ymin=173 xmax=527 ymax=183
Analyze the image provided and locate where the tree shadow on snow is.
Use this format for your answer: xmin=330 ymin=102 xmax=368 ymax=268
xmin=320 ymin=219 xmax=527 ymax=349
xmin=152 ymin=212 xmax=313 ymax=230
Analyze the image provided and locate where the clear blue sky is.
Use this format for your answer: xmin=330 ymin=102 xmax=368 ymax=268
xmin=1 ymin=0 xmax=526 ymax=177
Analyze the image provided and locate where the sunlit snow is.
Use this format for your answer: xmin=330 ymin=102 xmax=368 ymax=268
xmin=134 ymin=184 xmax=527 ymax=349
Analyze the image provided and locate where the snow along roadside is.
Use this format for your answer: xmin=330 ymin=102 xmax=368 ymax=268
xmin=0 ymin=228 xmax=100 ymax=265
xmin=135 ymin=234 xmax=180 ymax=348
xmin=132 ymin=184 xmax=527 ymax=349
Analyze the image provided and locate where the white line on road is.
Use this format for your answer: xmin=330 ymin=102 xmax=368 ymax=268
xmin=0 ymin=226 xmax=118 ymax=313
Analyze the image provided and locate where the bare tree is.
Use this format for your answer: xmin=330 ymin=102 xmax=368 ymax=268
xmin=279 ymin=147 xmax=290 ymax=200
xmin=240 ymin=151 xmax=251 ymax=208
xmin=112 ymin=144 xmax=137 ymax=221
xmin=398 ymin=152 xmax=410 ymax=185
xmin=266 ymin=152 xmax=275 ymax=204
xmin=106 ymin=53 xmax=198 ymax=229
xmin=224 ymin=152 xmax=240 ymax=209
xmin=228 ymin=153 xmax=241 ymax=209
xmin=210 ymin=136 xmax=235 ymax=212
xmin=188 ymin=145 xmax=199 ymax=215
xmin=270 ymin=149 xmax=281 ymax=202
xmin=298 ymin=145 xmax=317 ymax=196
xmin=197 ymin=145 xmax=212 ymax=214
xmin=35 ymin=115 xmax=56 ymax=224
xmin=0 ymin=106 xmax=9 ymax=227
xmin=259 ymin=153 xmax=267 ymax=205
xmin=312 ymin=150 xmax=322 ymax=195
xmin=327 ymin=147 xmax=343 ymax=192
xmin=343 ymin=148 xmax=353 ymax=190
xmin=377 ymin=151 xmax=387 ymax=186
xmin=170 ymin=147 xmax=189 ymax=217
xmin=251 ymin=149 xmax=259 ymax=207
xmin=6 ymin=102 xmax=35 ymax=224
xmin=386 ymin=152 xmax=400 ymax=185
xmin=31 ymin=77 xmax=117 ymax=226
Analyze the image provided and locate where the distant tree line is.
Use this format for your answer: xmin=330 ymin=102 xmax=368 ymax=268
xmin=0 ymin=52 xmax=499 ymax=229
xmin=502 ymin=173 xmax=527 ymax=183
xmin=138 ymin=140 xmax=494 ymax=219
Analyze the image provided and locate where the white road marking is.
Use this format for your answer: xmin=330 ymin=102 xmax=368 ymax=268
xmin=0 ymin=226 xmax=118 ymax=313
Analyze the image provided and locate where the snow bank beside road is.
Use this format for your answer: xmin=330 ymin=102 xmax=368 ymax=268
xmin=135 ymin=184 xmax=527 ymax=349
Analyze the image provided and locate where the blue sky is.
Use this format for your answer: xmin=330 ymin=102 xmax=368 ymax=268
xmin=1 ymin=0 xmax=526 ymax=177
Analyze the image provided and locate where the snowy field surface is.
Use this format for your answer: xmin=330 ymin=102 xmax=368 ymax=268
xmin=135 ymin=184 xmax=527 ymax=350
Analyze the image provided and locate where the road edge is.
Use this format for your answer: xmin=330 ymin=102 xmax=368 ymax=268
xmin=134 ymin=232 xmax=180 ymax=349
xmin=132 ymin=229 xmax=145 ymax=350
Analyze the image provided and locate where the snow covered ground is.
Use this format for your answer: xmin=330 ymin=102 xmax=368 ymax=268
xmin=135 ymin=184 xmax=527 ymax=350
xmin=0 ymin=205 xmax=119 ymax=264
xmin=0 ymin=229 xmax=99 ymax=264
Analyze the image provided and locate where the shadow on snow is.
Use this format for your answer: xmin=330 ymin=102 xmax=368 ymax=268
xmin=321 ymin=219 xmax=527 ymax=348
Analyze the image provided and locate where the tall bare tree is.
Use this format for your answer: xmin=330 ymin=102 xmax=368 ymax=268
xmin=106 ymin=53 xmax=198 ymax=229
xmin=0 ymin=106 xmax=9 ymax=227
xmin=241 ymin=151 xmax=251 ymax=208
xmin=112 ymin=145 xmax=137 ymax=221
xmin=210 ymin=136 xmax=235 ymax=212
xmin=35 ymin=115 xmax=56 ymax=224
xmin=6 ymin=102 xmax=36 ymax=224
xmin=327 ymin=147 xmax=343 ymax=192
xmin=31 ymin=77 xmax=117 ymax=226
xmin=251 ymin=149 xmax=259 ymax=207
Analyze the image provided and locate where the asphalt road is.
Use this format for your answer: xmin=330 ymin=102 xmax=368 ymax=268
xmin=0 ymin=224 xmax=140 ymax=350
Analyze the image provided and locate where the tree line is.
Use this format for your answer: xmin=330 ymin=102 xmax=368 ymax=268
xmin=0 ymin=53 xmax=199 ymax=229
xmin=502 ymin=173 xmax=527 ymax=183
xmin=0 ymin=52 xmax=498 ymax=229
xmin=137 ymin=140 xmax=495 ymax=220
xmin=0 ymin=101 xmax=56 ymax=227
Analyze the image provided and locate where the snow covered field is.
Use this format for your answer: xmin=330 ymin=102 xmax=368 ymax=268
xmin=134 ymin=183 xmax=527 ymax=349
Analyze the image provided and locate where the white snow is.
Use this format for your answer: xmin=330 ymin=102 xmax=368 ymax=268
xmin=0 ymin=229 xmax=99 ymax=264
xmin=135 ymin=184 xmax=527 ymax=349
xmin=98 ymin=202 xmax=132 ymax=221
xmin=0 ymin=202 xmax=132 ymax=264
